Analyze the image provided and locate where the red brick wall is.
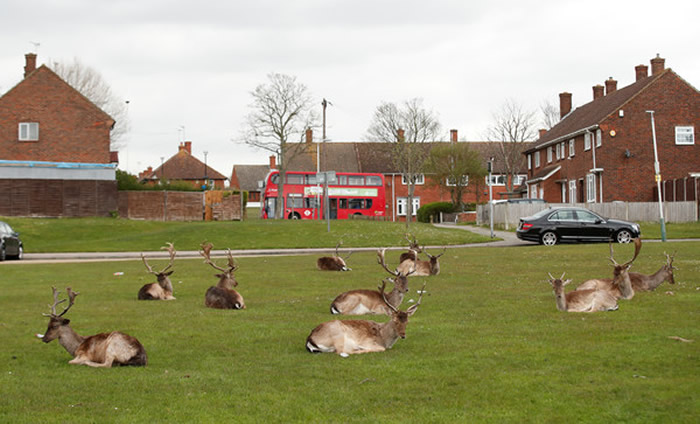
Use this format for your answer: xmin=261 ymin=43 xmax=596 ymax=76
xmin=119 ymin=191 xmax=204 ymax=221
xmin=0 ymin=66 xmax=113 ymax=164
xmin=0 ymin=179 xmax=117 ymax=217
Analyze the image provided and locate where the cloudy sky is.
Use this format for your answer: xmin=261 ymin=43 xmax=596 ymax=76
xmin=2 ymin=0 xmax=698 ymax=180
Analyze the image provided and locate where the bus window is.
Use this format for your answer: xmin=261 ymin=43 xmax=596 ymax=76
xmin=306 ymin=174 xmax=318 ymax=184
xmin=287 ymin=174 xmax=304 ymax=184
xmin=339 ymin=198 xmax=348 ymax=209
xmin=365 ymin=198 xmax=373 ymax=209
xmin=366 ymin=176 xmax=382 ymax=186
xmin=287 ymin=195 xmax=303 ymax=209
xmin=348 ymin=175 xmax=364 ymax=186
xmin=336 ymin=175 xmax=347 ymax=185
xmin=270 ymin=174 xmax=280 ymax=185
xmin=305 ymin=197 xmax=320 ymax=208
xmin=348 ymin=199 xmax=364 ymax=209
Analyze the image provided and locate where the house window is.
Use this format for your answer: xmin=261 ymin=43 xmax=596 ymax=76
xmin=19 ymin=122 xmax=39 ymax=141
xmin=560 ymin=142 xmax=566 ymax=159
xmin=561 ymin=183 xmax=566 ymax=203
xmin=485 ymin=175 xmax=506 ymax=186
xmin=529 ymin=184 xmax=538 ymax=199
xmin=569 ymin=180 xmax=576 ymax=204
xmin=555 ymin=144 xmax=561 ymax=160
xmin=586 ymin=174 xmax=596 ymax=203
xmin=446 ymin=175 xmax=469 ymax=186
xmin=512 ymin=175 xmax=526 ymax=186
xmin=596 ymin=129 xmax=602 ymax=147
xmin=569 ymin=139 xmax=575 ymax=157
xmin=675 ymin=126 xmax=695 ymax=145
xmin=534 ymin=151 xmax=540 ymax=168
xmin=527 ymin=154 xmax=531 ymax=170
xmin=397 ymin=197 xmax=420 ymax=216
xmin=401 ymin=174 xmax=424 ymax=185
xmin=547 ymin=146 xmax=553 ymax=163
xmin=584 ymin=133 xmax=591 ymax=151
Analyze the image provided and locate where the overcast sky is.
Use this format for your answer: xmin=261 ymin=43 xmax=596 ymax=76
xmin=2 ymin=0 xmax=698 ymax=180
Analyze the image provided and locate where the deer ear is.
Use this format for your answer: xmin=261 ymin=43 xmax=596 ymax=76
xmin=563 ymin=279 xmax=572 ymax=286
xmin=62 ymin=318 xmax=71 ymax=325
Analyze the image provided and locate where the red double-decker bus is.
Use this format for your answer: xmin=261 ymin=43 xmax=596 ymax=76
xmin=261 ymin=171 xmax=386 ymax=220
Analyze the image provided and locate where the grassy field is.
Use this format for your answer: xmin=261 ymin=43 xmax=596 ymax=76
xmin=1 ymin=241 xmax=698 ymax=422
xmin=0 ymin=216 xmax=492 ymax=253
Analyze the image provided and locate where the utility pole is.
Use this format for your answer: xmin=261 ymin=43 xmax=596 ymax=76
xmin=647 ymin=111 xmax=667 ymax=241
xmin=488 ymin=158 xmax=494 ymax=238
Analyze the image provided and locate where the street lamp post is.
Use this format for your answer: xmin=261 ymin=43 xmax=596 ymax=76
xmin=203 ymin=151 xmax=208 ymax=190
xmin=646 ymin=110 xmax=667 ymax=241
xmin=488 ymin=157 xmax=494 ymax=238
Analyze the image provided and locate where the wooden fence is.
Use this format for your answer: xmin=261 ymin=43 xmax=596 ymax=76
xmin=476 ymin=201 xmax=698 ymax=229
xmin=119 ymin=191 xmax=242 ymax=221
xmin=0 ymin=179 xmax=117 ymax=217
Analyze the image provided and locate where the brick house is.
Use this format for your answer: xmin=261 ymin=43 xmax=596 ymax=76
xmin=0 ymin=53 xmax=118 ymax=217
xmin=523 ymin=55 xmax=700 ymax=203
xmin=274 ymin=129 xmax=528 ymax=221
xmin=141 ymin=141 xmax=228 ymax=189
xmin=230 ymin=163 xmax=272 ymax=206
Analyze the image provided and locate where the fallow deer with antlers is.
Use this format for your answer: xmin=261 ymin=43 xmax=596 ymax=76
xmin=39 ymin=287 xmax=147 ymax=367
xmin=398 ymin=233 xmax=422 ymax=263
xmin=330 ymin=249 xmax=414 ymax=315
xmin=200 ymin=242 xmax=245 ymax=309
xmin=307 ymin=283 xmax=426 ymax=356
xmin=547 ymin=273 xmax=619 ymax=313
xmin=138 ymin=242 xmax=177 ymax=300
xmin=317 ymin=242 xmax=353 ymax=271
xmin=396 ymin=247 xmax=445 ymax=277
xmin=575 ymin=238 xmax=642 ymax=300
xmin=629 ymin=252 xmax=677 ymax=291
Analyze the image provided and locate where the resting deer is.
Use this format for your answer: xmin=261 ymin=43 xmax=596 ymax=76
xmin=307 ymin=284 xmax=426 ymax=356
xmin=398 ymin=233 xmax=422 ymax=263
xmin=317 ymin=242 xmax=353 ymax=271
xmin=630 ymin=252 xmax=677 ymax=291
xmin=39 ymin=287 xmax=147 ymax=367
xmin=548 ymin=273 xmax=619 ymax=313
xmin=576 ymin=238 xmax=641 ymax=300
xmin=200 ymin=242 xmax=245 ymax=309
xmin=330 ymin=249 xmax=413 ymax=315
xmin=396 ymin=247 xmax=445 ymax=277
xmin=138 ymin=242 xmax=177 ymax=300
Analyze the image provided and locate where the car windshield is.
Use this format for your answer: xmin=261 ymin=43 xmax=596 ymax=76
xmin=528 ymin=208 xmax=553 ymax=219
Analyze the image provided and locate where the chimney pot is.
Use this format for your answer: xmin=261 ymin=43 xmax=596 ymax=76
xmin=635 ymin=64 xmax=648 ymax=81
xmin=305 ymin=128 xmax=313 ymax=144
xmin=605 ymin=77 xmax=617 ymax=95
xmin=185 ymin=141 xmax=192 ymax=154
xmin=24 ymin=53 xmax=37 ymax=78
xmin=559 ymin=92 xmax=572 ymax=119
xmin=450 ymin=129 xmax=458 ymax=143
xmin=651 ymin=54 xmax=665 ymax=76
xmin=592 ymin=84 xmax=604 ymax=100
xmin=538 ymin=129 xmax=548 ymax=139
xmin=397 ymin=128 xmax=405 ymax=142
xmin=269 ymin=155 xmax=276 ymax=169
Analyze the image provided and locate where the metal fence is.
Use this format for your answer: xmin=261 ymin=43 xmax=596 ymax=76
xmin=476 ymin=201 xmax=698 ymax=229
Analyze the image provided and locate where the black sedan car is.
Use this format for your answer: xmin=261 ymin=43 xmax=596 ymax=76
xmin=516 ymin=207 xmax=640 ymax=246
xmin=0 ymin=220 xmax=23 ymax=260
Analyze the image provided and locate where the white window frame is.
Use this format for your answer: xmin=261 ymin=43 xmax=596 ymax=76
xmin=547 ymin=146 xmax=553 ymax=163
xmin=555 ymin=143 xmax=561 ymax=160
xmin=401 ymin=174 xmax=424 ymax=185
xmin=586 ymin=173 xmax=596 ymax=203
xmin=596 ymin=129 xmax=602 ymax=147
xmin=446 ymin=175 xmax=469 ymax=186
xmin=534 ymin=151 xmax=540 ymax=168
xmin=527 ymin=154 xmax=532 ymax=170
xmin=19 ymin=122 xmax=39 ymax=141
xmin=569 ymin=180 xmax=576 ymax=204
xmin=397 ymin=197 xmax=420 ymax=216
xmin=561 ymin=183 xmax=566 ymax=203
xmin=529 ymin=184 xmax=538 ymax=199
xmin=512 ymin=174 xmax=526 ymax=187
xmin=675 ymin=126 xmax=695 ymax=145
xmin=560 ymin=142 xmax=566 ymax=159
xmin=569 ymin=139 xmax=575 ymax=157
xmin=584 ymin=133 xmax=591 ymax=151
xmin=485 ymin=174 xmax=506 ymax=186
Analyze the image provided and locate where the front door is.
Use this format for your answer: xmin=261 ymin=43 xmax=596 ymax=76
xmin=329 ymin=198 xmax=338 ymax=219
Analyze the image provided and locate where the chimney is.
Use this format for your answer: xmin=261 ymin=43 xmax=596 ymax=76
xmin=651 ymin=54 xmax=665 ymax=76
xmin=450 ymin=129 xmax=458 ymax=143
xmin=269 ymin=155 xmax=276 ymax=169
xmin=559 ymin=92 xmax=572 ymax=119
xmin=305 ymin=128 xmax=313 ymax=144
xmin=538 ymin=129 xmax=548 ymax=139
xmin=109 ymin=151 xmax=119 ymax=163
xmin=635 ymin=64 xmax=648 ymax=81
xmin=605 ymin=77 xmax=617 ymax=95
xmin=397 ymin=128 xmax=405 ymax=142
xmin=24 ymin=53 xmax=37 ymax=78
xmin=592 ymin=84 xmax=604 ymax=100
xmin=179 ymin=141 xmax=192 ymax=153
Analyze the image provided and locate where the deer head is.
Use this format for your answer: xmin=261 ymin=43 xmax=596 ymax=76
xmin=200 ymin=242 xmax=238 ymax=288
xmin=41 ymin=287 xmax=79 ymax=343
xmin=547 ymin=272 xmax=572 ymax=306
xmin=404 ymin=233 xmax=422 ymax=253
xmin=381 ymin=282 xmax=425 ymax=339
xmin=378 ymin=248 xmax=414 ymax=283
xmin=141 ymin=242 xmax=176 ymax=285
xmin=609 ymin=238 xmax=642 ymax=276
xmin=664 ymin=251 xmax=678 ymax=284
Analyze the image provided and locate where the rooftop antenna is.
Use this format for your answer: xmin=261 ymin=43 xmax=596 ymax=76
xmin=321 ymin=98 xmax=333 ymax=141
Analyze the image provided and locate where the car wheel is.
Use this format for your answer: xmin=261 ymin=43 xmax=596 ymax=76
xmin=288 ymin=212 xmax=301 ymax=220
xmin=13 ymin=245 xmax=23 ymax=260
xmin=540 ymin=231 xmax=558 ymax=246
xmin=616 ymin=229 xmax=632 ymax=244
xmin=0 ymin=244 xmax=5 ymax=262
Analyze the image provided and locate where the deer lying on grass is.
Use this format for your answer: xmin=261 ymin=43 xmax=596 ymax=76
xmin=307 ymin=284 xmax=426 ymax=356
xmin=200 ymin=242 xmax=245 ymax=309
xmin=398 ymin=233 xmax=422 ymax=263
xmin=138 ymin=242 xmax=177 ymax=300
xmin=575 ymin=238 xmax=641 ymax=300
xmin=330 ymin=249 xmax=413 ymax=315
xmin=39 ymin=287 xmax=147 ymax=367
xmin=548 ymin=273 xmax=619 ymax=313
xmin=630 ymin=252 xmax=677 ymax=291
xmin=396 ymin=247 xmax=445 ymax=277
xmin=317 ymin=242 xmax=353 ymax=271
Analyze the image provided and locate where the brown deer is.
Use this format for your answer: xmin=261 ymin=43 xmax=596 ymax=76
xmin=138 ymin=242 xmax=177 ymax=300
xmin=575 ymin=238 xmax=642 ymax=300
xmin=330 ymin=249 xmax=414 ymax=315
xmin=548 ymin=273 xmax=619 ymax=313
xmin=200 ymin=242 xmax=245 ymax=309
xmin=398 ymin=233 xmax=422 ymax=263
xmin=629 ymin=252 xmax=677 ymax=291
xmin=39 ymin=287 xmax=147 ymax=367
xmin=396 ymin=247 xmax=445 ymax=277
xmin=307 ymin=284 xmax=426 ymax=356
xmin=317 ymin=242 xmax=353 ymax=271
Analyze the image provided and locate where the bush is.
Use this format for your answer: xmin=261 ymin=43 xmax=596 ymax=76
xmin=417 ymin=202 xmax=455 ymax=223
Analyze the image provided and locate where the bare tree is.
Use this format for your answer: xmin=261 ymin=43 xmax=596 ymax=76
xmin=485 ymin=99 xmax=536 ymax=192
xmin=423 ymin=142 xmax=486 ymax=210
xmin=539 ymin=99 xmax=560 ymax=130
xmin=240 ymin=73 xmax=317 ymax=219
xmin=367 ymin=98 xmax=441 ymax=225
xmin=49 ymin=58 xmax=129 ymax=151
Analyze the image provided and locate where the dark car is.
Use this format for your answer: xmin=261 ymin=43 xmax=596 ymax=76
xmin=516 ymin=207 xmax=640 ymax=246
xmin=0 ymin=221 xmax=23 ymax=260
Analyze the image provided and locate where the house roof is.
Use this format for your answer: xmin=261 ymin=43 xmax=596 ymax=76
xmin=526 ymin=70 xmax=669 ymax=153
xmin=231 ymin=164 xmax=270 ymax=191
xmin=147 ymin=149 xmax=227 ymax=181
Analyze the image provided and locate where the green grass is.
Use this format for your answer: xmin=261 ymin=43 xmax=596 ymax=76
xmin=1 ymin=241 xmax=698 ymax=422
xmin=0 ymin=216 xmax=492 ymax=253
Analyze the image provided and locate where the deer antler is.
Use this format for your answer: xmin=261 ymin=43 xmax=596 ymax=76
xmin=622 ymin=238 xmax=642 ymax=268
xmin=406 ymin=283 xmax=427 ymax=314
xmin=141 ymin=242 xmax=176 ymax=275
xmin=224 ymin=249 xmax=238 ymax=272
xmin=200 ymin=242 xmax=227 ymax=272
xmin=377 ymin=248 xmax=398 ymax=276
xmin=404 ymin=233 xmax=420 ymax=251
xmin=43 ymin=287 xmax=79 ymax=318
xmin=426 ymin=247 xmax=446 ymax=259
xmin=380 ymin=280 xmax=399 ymax=313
